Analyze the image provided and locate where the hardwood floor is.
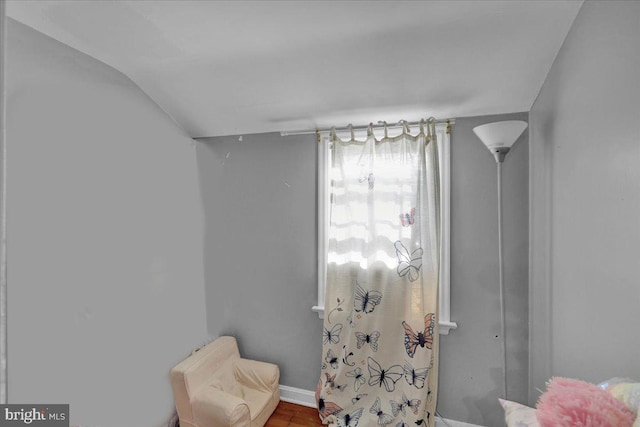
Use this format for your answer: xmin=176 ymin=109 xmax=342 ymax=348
xmin=265 ymin=401 xmax=323 ymax=427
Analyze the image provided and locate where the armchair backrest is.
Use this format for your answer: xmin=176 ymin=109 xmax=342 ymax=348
xmin=170 ymin=336 xmax=242 ymax=425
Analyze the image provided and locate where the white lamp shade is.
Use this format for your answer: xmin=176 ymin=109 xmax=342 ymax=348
xmin=473 ymin=120 xmax=528 ymax=151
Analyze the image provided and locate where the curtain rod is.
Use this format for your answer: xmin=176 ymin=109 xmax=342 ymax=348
xmin=280 ymin=118 xmax=454 ymax=136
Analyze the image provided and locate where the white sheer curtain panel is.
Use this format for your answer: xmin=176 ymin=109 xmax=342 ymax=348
xmin=317 ymin=119 xmax=442 ymax=427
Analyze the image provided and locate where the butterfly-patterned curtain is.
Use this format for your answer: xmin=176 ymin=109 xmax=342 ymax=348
xmin=317 ymin=120 xmax=442 ymax=427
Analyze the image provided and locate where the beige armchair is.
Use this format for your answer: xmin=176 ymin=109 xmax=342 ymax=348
xmin=170 ymin=336 xmax=280 ymax=427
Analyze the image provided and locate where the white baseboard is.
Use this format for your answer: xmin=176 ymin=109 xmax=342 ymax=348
xmin=279 ymin=384 xmax=316 ymax=408
xmin=278 ymin=385 xmax=484 ymax=427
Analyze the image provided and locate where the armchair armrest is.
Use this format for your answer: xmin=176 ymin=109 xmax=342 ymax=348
xmin=234 ymin=358 xmax=280 ymax=392
xmin=192 ymin=386 xmax=251 ymax=427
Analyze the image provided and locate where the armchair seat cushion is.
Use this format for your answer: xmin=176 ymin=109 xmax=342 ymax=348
xmin=241 ymin=384 xmax=280 ymax=427
xmin=171 ymin=336 xmax=280 ymax=427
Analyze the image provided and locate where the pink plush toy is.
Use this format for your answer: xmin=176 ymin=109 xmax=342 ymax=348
xmin=537 ymin=377 xmax=636 ymax=427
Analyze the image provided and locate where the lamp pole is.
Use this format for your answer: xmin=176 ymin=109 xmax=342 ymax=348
xmin=472 ymin=120 xmax=528 ymax=401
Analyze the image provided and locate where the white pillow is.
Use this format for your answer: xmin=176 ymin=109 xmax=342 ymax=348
xmin=499 ymin=398 xmax=540 ymax=427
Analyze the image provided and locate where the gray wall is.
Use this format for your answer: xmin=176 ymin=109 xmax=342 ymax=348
xmin=197 ymin=111 xmax=529 ymax=427
xmin=529 ymin=0 xmax=640 ymax=404
xmin=440 ymin=113 xmax=529 ymax=427
xmin=7 ymin=19 xmax=208 ymax=427
xmin=196 ymin=132 xmax=322 ymax=390
xmin=0 ymin=0 xmax=7 ymax=404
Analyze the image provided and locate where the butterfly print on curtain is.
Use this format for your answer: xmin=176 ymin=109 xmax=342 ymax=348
xmin=346 ymin=367 xmax=366 ymax=392
xmin=355 ymin=330 xmax=380 ymax=352
xmin=390 ymin=393 xmax=421 ymax=417
xmin=359 ymin=173 xmax=375 ymax=190
xmin=415 ymin=412 xmax=432 ymax=425
xmin=394 ymin=241 xmax=423 ymax=282
xmin=336 ymin=407 xmax=364 ymax=427
xmin=367 ymin=357 xmax=403 ymax=392
xmin=403 ymin=360 xmax=429 ymax=389
xmin=325 ymin=349 xmax=339 ymax=369
xmin=353 ymin=282 xmax=383 ymax=314
xmin=318 ymin=397 xmax=343 ymax=420
xmin=325 ymin=372 xmax=347 ymax=392
xmin=402 ymin=313 xmax=435 ymax=358
xmin=323 ymin=323 xmax=343 ymax=345
xmin=400 ymin=208 xmax=416 ymax=227
xmin=369 ymin=397 xmax=394 ymax=425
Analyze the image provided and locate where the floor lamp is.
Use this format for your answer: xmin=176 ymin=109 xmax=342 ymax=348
xmin=473 ymin=120 xmax=528 ymax=400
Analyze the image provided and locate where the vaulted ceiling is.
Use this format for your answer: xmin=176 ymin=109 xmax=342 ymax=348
xmin=7 ymin=0 xmax=583 ymax=138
